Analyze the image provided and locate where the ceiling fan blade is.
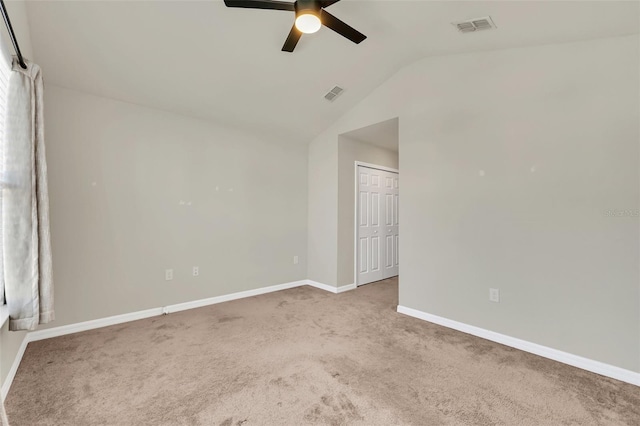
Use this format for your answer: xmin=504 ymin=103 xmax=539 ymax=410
xmin=320 ymin=10 xmax=366 ymax=44
xmin=320 ymin=0 xmax=341 ymax=7
xmin=223 ymin=0 xmax=295 ymax=12
xmin=282 ymin=24 xmax=302 ymax=52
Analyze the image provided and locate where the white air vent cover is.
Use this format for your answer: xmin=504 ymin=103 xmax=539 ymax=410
xmin=324 ymin=86 xmax=344 ymax=102
xmin=453 ymin=16 xmax=496 ymax=33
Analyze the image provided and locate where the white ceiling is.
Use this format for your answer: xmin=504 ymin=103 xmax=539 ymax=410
xmin=25 ymin=1 xmax=639 ymax=145
xmin=343 ymin=117 xmax=398 ymax=152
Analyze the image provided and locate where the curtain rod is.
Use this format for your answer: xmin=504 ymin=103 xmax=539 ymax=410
xmin=0 ymin=0 xmax=27 ymax=69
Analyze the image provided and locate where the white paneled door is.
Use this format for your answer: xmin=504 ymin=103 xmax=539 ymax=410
xmin=357 ymin=166 xmax=399 ymax=286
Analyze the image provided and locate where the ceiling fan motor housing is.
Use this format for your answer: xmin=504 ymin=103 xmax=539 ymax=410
xmin=295 ymin=0 xmax=321 ymax=18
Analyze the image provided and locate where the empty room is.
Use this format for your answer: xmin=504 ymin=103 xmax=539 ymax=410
xmin=0 ymin=0 xmax=638 ymax=424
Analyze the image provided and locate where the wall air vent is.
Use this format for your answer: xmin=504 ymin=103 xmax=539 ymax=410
xmin=324 ymin=86 xmax=344 ymax=102
xmin=453 ymin=16 xmax=496 ymax=33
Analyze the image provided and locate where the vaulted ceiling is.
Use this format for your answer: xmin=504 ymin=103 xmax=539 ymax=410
xmin=25 ymin=0 xmax=640 ymax=144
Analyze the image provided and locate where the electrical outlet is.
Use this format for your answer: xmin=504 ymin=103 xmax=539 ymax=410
xmin=293 ymin=256 xmax=299 ymax=265
xmin=165 ymin=269 xmax=173 ymax=281
xmin=193 ymin=266 xmax=199 ymax=277
xmin=489 ymin=288 xmax=500 ymax=303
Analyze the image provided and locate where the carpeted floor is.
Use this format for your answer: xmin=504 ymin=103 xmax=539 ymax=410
xmin=6 ymin=278 xmax=639 ymax=425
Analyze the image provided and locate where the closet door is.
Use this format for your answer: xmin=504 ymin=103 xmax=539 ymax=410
xmin=357 ymin=167 xmax=384 ymax=285
xmin=382 ymin=171 xmax=399 ymax=279
xmin=357 ymin=166 xmax=399 ymax=286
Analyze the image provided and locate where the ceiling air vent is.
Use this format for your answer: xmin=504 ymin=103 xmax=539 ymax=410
xmin=453 ymin=16 xmax=496 ymax=33
xmin=324 ymin=86 xmax=344 ymax=102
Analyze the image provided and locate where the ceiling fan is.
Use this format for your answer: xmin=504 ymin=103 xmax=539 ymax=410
xmin=223 ymin=0 xmax=367 ymax=52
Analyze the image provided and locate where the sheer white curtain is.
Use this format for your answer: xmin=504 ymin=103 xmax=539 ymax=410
xmin=0 ymin=25 xmax=10 ymax=308
xmin=0 ymin=33 xmax=53 ymax=331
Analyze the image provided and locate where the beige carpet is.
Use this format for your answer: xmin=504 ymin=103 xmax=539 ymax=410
xmin=6 ymin=278 xmax=639 ymax=425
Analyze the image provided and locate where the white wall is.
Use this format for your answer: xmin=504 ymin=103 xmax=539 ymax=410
xmin=40 ymin=86 xmax=308 ymax=328
xmin=307 ymin=35 xmax=640 ymax=373
xmin=337 ymin=136 xmax=398 ymax=286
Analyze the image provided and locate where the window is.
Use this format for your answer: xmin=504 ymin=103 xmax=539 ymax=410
xmin=0 ymin=30 xmax=52 ymax=330
xmin=0 ymin=33 xmax=10 ymax=321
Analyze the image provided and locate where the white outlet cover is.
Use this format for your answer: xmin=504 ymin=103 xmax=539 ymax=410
xmin=489 ymin=288 xmax=500 ymax=302
xmin=293 ymin=256 xmax=299 ymax=265
xmin=165 ymin=269 xmax=173 ymax=281
xmin=193 ymin=266 xmax=199 ymax=277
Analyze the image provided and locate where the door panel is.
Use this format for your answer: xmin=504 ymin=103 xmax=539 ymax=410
xmin=394 ymin=194 xmax=399 ymax=225
xmin=371 ymin=236 xmax=380 ymax=272
xmin=357 ymin=167 xmax=383 ymax=284
xmin=359 ymin=192 xmax=368 ymax=226
xmin=385 ymin=235 xmax=393 ymax=268
xmin=395 ymin=235 xmax=399 ymax=267
xmin=371 ymin=193 xmax=379 ymax=226
xmin=357 ymin=166 xmax=399 ymax=286
xmin=359 ymin=238 xmax=368 ymax=273
xmin=382 ymin=171 xmax=399 ymax=279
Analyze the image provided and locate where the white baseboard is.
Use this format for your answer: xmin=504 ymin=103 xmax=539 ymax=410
xmin=1 ymin=278 xmax=344 ymax=398
xmin=166 ymin=280 xmax=308 ymax=314
xmin=337 ymin=283 xmax=357 ymax=293
xmin=28 ymin=307 xmax=164 ymax=342
xmin=397 ymin=305 xmax=640 ymax=387
xmin=307 ymin=280 xmax=356 ymax=294
xmin=1 ymin=333 xmax=28 ymax=400
xmin=23 ymin=280 xmax=351 ymax=344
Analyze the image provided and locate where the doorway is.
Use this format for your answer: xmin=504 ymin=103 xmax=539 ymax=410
xmin=356 ymin=163 xmax=399 ymax=286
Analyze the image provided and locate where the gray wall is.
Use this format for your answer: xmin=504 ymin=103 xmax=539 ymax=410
xmin=39 ymin=86 xmax=308 ymax=328
xmin=306 ymin=35 xmax=640 ymax=372
xmin=307 ymin=134 xmax=338 ymax=286
xmin=398 ymin=37 xmax=639 ymax=372
xmin=2 ymin=61 xmax=310 ymax=389
xmin=337 ymin=136 xmax=398 ymax=286
xmin=2 ymin=81 xmax=309 ymax=385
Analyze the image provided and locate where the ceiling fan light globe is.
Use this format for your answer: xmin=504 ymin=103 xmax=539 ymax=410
xmin=295 ymin=14 xmax=321 ymax=34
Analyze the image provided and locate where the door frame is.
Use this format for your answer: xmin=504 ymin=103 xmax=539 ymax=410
xmin=354 ymin=161 xmax=399 ymax=286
